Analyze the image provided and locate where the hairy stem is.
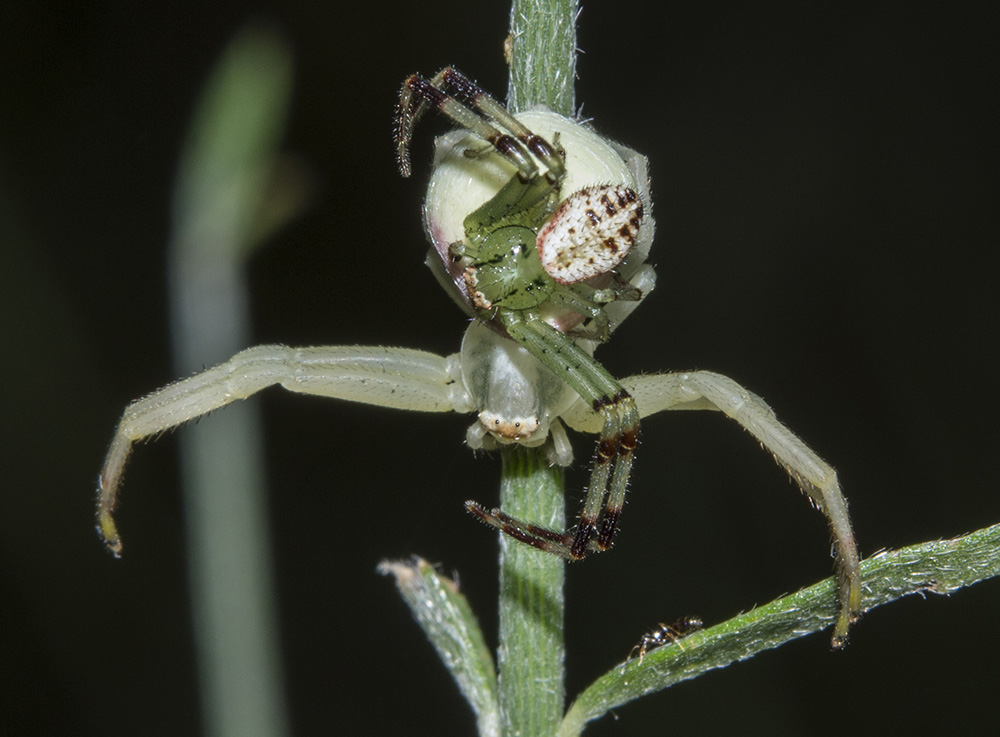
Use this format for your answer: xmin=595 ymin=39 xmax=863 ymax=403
xmin=507 ymin=0 xmax=577 ymax=116
xmin=498 ymin=4 xmax=578 ymax=736
xmin=497 ymin=448 xmax=567 ymax=737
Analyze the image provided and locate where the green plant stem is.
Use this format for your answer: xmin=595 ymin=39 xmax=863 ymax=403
xmin=499 ymin=4 xmax=578 ymax=736
xmin=507 ymin=0 xmax=577 ymax=116
xmin=497 ymin=448 xmax=567 ymax=737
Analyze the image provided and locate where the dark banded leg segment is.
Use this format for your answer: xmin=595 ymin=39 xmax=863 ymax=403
xmin=464 ymin=502 xmax=583 ymax=558
xmin=395 ymin=67 xmax=564 ymax=182
xmin=466 ymin=317 xmax=640 ymax=560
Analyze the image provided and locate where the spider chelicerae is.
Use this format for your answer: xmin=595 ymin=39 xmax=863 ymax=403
xmin=96 ymin=66 xmax=861 ymax=645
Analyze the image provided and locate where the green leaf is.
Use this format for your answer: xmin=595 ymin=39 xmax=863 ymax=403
xmin=379 ymin=557 xmax=500 ymax=737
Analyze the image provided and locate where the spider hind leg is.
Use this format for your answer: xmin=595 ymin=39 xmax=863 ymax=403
xmin=465 ymin=502 xmax=581 ymax=558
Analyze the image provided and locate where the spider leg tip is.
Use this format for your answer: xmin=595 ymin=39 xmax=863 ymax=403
xmin=464 ymin=500 xmax=495 ymax=522
xmin=96 ymin=511 xmax=123 ymax=558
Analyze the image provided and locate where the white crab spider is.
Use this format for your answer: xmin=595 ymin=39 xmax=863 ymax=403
xmin=96 ymin=67 xmax=861 ymax=645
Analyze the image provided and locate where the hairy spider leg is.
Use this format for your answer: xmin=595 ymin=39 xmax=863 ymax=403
xmin=418 ymin=67 xmax=566 ymax=182
xmin=396 ymin=67 xmax=564 ymax=183
xmin=603 ymin=371 xmax=863 ymax=646
xmin=466 ymin=316 xmax=639 ymax=559
xmin=96 ymin=346 xmax=462 ymax=556
xmin=543 ymin=280 xmax=643 ymax=342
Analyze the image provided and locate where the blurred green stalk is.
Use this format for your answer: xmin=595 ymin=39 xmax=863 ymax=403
xmin=168 ymin=25 xmax=294 ymax=737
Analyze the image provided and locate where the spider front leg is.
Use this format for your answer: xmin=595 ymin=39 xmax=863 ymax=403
xmin=97 ymin=345 xmax=467 ymax=556
xmin=396 ymin=66 xmax=564 ymax=183
xmin=467 ymin=316 xmax=639 ymax=559
xmin=563 ymin=370 xmax=863 ymax=645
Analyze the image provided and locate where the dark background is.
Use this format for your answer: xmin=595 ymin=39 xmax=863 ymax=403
xmin=2 ymin=2 xmax=997 ymax=735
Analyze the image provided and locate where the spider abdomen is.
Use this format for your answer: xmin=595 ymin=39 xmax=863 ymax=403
xmin=537 ymin=185 xmax=643 ymax=284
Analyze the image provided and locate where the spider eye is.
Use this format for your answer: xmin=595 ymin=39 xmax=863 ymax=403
xmin=478 ymin=410 xmax=540 ymax=440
